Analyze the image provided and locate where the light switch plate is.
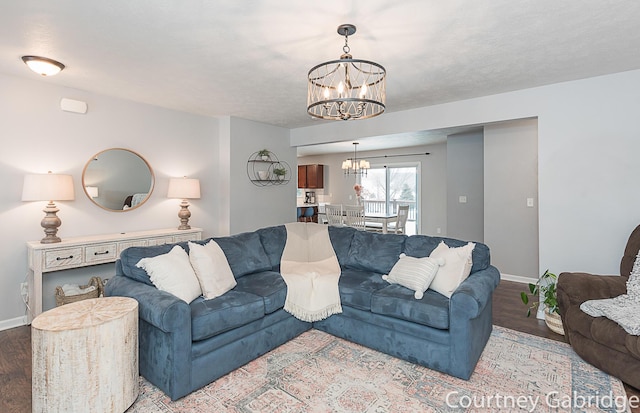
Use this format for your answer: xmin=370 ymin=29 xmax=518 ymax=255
xmin=527 ymin=198 xmax=534 ymax=207
xmin=459 ymin=195 xmax=467 ymax=203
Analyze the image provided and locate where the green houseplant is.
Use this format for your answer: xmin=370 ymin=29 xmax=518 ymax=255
xmin=520 ymin=269 xmax=565 ymax=335
xmin=272 ymin=167 xmax=286 ymax=179
xmin=520 ymin=269 xmax=558 ymax=317
xmin=258 ymin=149 xmax=271 ymax=160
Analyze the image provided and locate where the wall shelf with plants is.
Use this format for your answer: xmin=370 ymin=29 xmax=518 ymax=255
xmin=247 ymin=150 xmax=291 ymax=187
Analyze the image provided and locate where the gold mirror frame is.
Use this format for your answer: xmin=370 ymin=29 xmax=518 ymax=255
xmin=82 ymin=148 xmax=155 ymax=212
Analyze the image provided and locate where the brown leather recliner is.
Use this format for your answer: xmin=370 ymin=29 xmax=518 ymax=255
xmin=557 ymin=225 xmax=640 ymax=389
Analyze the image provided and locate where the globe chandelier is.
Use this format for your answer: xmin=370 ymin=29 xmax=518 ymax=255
xmin=307 ymin=24 xmax=386 ymax=121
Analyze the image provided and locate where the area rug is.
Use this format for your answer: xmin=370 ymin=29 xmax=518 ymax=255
xmin=127 ymin=326 xmax=631 ymax=412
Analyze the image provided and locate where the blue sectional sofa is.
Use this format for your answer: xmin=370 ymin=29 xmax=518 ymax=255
xmin=105 ymin=225 xmax=500 ymax=400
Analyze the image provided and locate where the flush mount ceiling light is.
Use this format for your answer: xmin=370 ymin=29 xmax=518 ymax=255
xmin=307 ymin=24 xmax=386 ymax=121
xmin=21 ymin=55 xmax=65 ymax=76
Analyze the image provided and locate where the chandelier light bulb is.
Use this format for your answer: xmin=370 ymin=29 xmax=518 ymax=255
xmin=360 ymin=83 xmax=367 ymax=98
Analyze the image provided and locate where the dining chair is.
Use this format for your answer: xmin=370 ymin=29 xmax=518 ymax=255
xmin=344 ymin=205 xmax=366 ymax=230
xmin=303 ymin=206 xmax=315 ymax=222
xmin=325 ymin=204 xmax=344 ymax=226
xmin=387 ymin=205 xmax=410 ymax=234
xmin=317 ymin=203 xmax=328 ymax=224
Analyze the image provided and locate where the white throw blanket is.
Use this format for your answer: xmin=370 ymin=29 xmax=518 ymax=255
xmin=280 ymin=222 xmax=342 ymax=322
xmin=580 ymin=251 xmax=640 ymax=335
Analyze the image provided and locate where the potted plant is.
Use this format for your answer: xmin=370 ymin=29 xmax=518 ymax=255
xmin=520 ymin=269 xmax=565 ymax=335
xmin=272 ymin=167 xmax=286 ymax=180
xmin=258 ymin=149 xmax=270 ymax=161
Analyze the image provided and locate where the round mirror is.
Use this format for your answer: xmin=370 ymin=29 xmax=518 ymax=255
xmin=82 ymin=148 xmax=155 ymax=212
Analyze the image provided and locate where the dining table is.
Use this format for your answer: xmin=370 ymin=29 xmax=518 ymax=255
xmin=362 ymin=212 xmax=398 ymax=234
xmin=317 ymin=210 xmax=398 ymax=234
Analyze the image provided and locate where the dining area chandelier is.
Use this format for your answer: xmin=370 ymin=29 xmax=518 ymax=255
xmin=307 ymin=24 xmax=386 ymax=121
xmin=342 ymin=142 xmax=370 ymax=176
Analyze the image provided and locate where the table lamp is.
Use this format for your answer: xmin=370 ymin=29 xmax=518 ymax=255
xmin=22 ymin=172 xmax=75 ymax=243
xmin=167 ymin=177 xmax=200 ymax=230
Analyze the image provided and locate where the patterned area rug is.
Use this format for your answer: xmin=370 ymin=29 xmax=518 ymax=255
xmin=127 ymin=326 xmax=630 ymax=412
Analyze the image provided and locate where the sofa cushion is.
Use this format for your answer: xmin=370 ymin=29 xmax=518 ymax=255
xmin=428 ymin=241 xmax=475 ymax=298
xmin=627 ymin=335 xmax=640 ymax=360
xmin=404 ymin=235 xmax=490 ymax=273
xmin=190 ymin=290 xmax=265 ymax=341
xmin=188 ymin=240 xmax=237 ymax=300
xmin=214 ymin=231 xmax=272 ymax=278
xmin=136 ymin=245 xmax=202 ymax=303
xmin=256 ymin=225 xmax=287 ymax=270
xmin=119 ymin=243 xmax=185 ymax=285
xmin=382 ymin=253 xmax=445 ymax=299
xmin=590 ymin=316 xmax=633 ymax=355
xmin=328 ymin=226 xmax=357 ymax=266
xmin=566 ymin=305 xmax=637 ymax=358
xmin=344 ymin=231 xmax=406 ymax=274
xmin=233 ymin=271 xmax=287 ymax=314
xmin=338 ymin=269 xmax=389 ymax=311
xmin=371 ymin=285 xmax=450 ymax=330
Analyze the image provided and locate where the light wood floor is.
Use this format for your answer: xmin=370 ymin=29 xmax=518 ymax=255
xmin=1 ymin=280 xmax=638 ymax=412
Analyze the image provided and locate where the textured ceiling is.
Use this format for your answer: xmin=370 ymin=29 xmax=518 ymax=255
xmin=2 ymin=1 xmax=640 ymax=131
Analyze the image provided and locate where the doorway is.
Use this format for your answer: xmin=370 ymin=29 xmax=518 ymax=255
xmin=360 ymin=163 xmax=419 ymax=235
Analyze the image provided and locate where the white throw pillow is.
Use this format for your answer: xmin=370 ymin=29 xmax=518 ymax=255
xmin=136 ymin=245 xmax=202 ymax=303
xmin=188 ymin=240 xmax=237 ymax=299
xmin=382 ymin=253 xmax=445 ymax=299
xmin=428 ymin=241 xmax=476 ymax=298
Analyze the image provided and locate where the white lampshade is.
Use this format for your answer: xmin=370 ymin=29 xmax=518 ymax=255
xmin=22 ymin=173 xmax=75 ymax=201
xmin=167 ymin=177 xmax=201 ymax=199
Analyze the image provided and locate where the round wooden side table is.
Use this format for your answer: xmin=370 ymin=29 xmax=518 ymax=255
xmin=31 ymin=297 xmax=139 ymax=413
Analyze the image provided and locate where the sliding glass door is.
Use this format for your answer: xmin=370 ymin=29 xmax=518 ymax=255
xmin=360 ymin=163 xmax=419 ymax=234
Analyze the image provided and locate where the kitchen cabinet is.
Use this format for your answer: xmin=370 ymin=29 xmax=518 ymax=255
xmin=298 ymin=164 xmax=324 ymax=189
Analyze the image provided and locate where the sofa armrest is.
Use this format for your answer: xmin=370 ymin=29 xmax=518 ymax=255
xmin=557 ymin=272 xmax=628 ymax=318
xmin=447 ymin=265 xmax=500 ymax=379
xmin=105 ymin=275 xmax=193 ymax=400
xmin=104 ymin=275 xmax=191 ymax=334
xmin=450 ymin=265 xmax=501 ymax=319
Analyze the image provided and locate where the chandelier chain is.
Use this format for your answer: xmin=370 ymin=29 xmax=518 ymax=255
xmin=342 ymin=30 xmax=350 ymax=54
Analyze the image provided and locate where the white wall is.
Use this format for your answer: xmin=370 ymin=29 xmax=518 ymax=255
xmin=224 ymin=117 xmax=297 ymax=234
xmin=446 ymin=131 xmax=484 ymax=242
xmin=292 ymin=69 xmax=640 ymax=277
xmin=484 ymin=119 xmax=539 ymax=278
xmin=0 ymin=76 xmax=301 ymax=327
xmin=0 ymin=74 xmax=221 ymax=326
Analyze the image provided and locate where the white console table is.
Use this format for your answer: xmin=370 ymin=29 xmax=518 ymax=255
xmin=26 ymin=227 xmax=203 ymax=322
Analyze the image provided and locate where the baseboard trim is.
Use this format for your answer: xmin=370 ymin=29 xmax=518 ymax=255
xmin=501 ymin=274 xmax=547 ymax=320
xmin=501 ymin=273 xmax=537 ymax=284
xmin=0 ymin=316 xmax=28 ymax=331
